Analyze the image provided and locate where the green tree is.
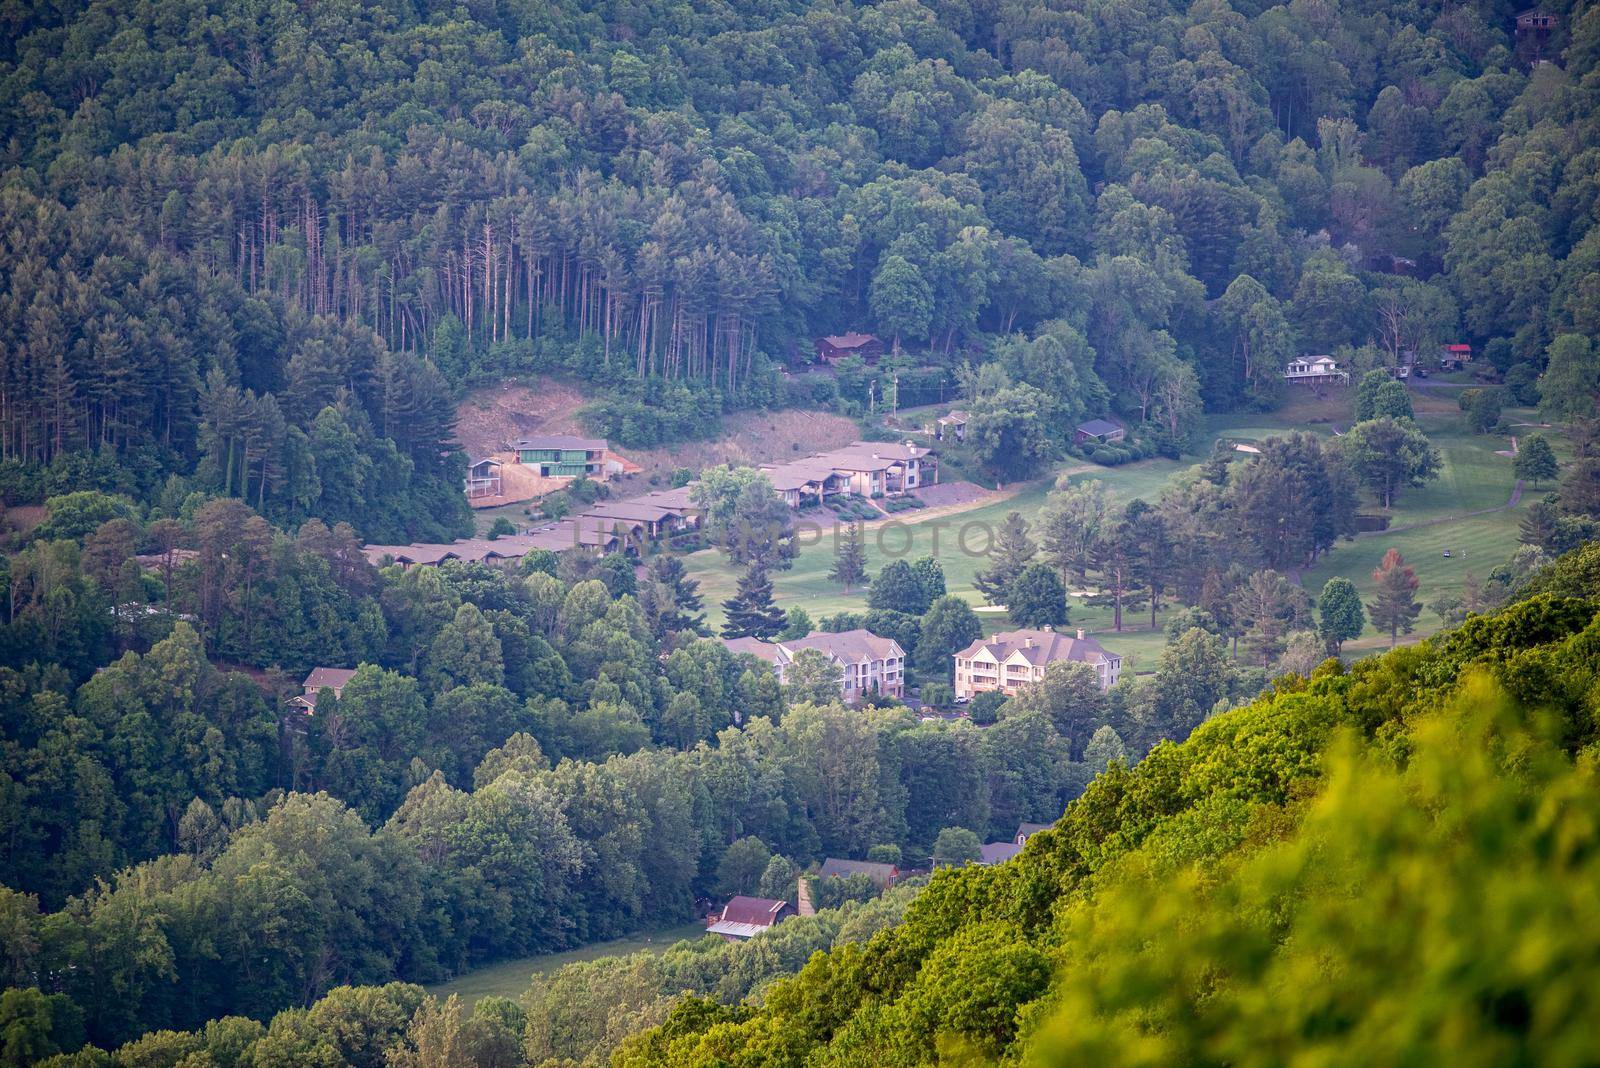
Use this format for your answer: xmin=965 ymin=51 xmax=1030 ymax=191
xmin=1368 ymin=547 xmax=1422 ymax=647
xmin=967 ymin=689 xmax=1007 ymax=726
xmin=692 ymin=469 xmax=793 ymax=571
xmin=869 ymin=255 xmax=934 ymax=353
xmin=425 ymin=603 xmax=504 ymax=693
xmin=967 ymin=385 xmax=1059 ymax=481
xmin=975 ymin=512 xmax=1038 ymax=605
xmin=645 ymin=555 xmax=705 ymax=637
xmin=715 ymin=837 xmax=773 ymax=897
xmin=915 ymin=596 xmax=983 ymax=681
xmin=1341 ymin=417 xmax=1442 ymax=508
xmin=1316 ymin=576 xmax=1366 ymax=655
xmin=1538 ymin=334 xmax=1600 ymax=423
xmin=0 ymin=988 xmax=85 ymax=1066
xmin=721 ymin=566 xmax=786 ymax=641
xmin=779 ymin=607 xmax=814 ymax=641
xmin=931 ymin=826 xmax=983 ymax=867
xmin=1081 ymin=724 xmax=1128 ymax=772
xmin=785 ymin=647 xmax=843 ymax=705
xmin=1005 ymin=660 xmax=1110 ymax=753
xmin=1514 ymin=434 xmax=1559 ymax=488
xmin=911 ymin=557 xmax=946 ymax=605
xmin=1463 ymin=387 xmax=1502 ymax=434
xmin=1006 ymin=563 xmax=1069 ymax=628
xmin=829 ymin=524 xmax=868 ymax=593
xmin=1233 ymin=570 xmax=1310 ymax=668
xmin=868 ymin=559 xmax=927 ymax=614
xmin=755 ymin=855 xmax=801 ymax=902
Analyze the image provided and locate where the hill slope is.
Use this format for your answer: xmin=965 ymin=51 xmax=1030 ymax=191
xmin=618 ymin=560 xmax=1600 ymax=1065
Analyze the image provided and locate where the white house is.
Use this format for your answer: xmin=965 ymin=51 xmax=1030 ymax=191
xmin=1283 ymin=355 xmax=1348 ymax=383
xmin=953 ymin=628 xmax=1122 ymax=700
xmin=722 ymin=629 xmax=906 ymax=702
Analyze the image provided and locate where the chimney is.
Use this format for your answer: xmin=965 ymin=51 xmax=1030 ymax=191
xmin=1024 ymin=636 xmax=1035 ymax=649
xmin=1077 ymin=629 xmax=1085 ymax=640
xmin=1042 ymin=624 xmax=1052 ymax=632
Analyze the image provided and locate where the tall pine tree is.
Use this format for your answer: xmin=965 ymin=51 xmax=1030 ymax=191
xmin=829 ymin=524 xmax=868 ymax=593
xmin=722 ymin=564 xmax=787 ymax=640
xmin=1368 ymin=548 xmax=1422 ymax=647
xmin=974 ymin=511 xmax=1038 ymax=604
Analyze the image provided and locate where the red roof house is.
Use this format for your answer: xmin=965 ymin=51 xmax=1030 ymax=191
xmin=816 ymin=333 xmax=885 ymax=365
xmin=706 ymin=895 xmax=793 ymax=940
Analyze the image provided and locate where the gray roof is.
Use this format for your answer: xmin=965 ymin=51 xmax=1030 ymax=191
xmin=721 ymin=637 xmax=784 ymax=664
xmin=782 ymin=628 xmax=903 ymax=663
xmin=819 ymin=858 xmax=898 ymax=885
xmin=955 ymin=629 xmax=1118 ymax=668
xmin=580 ymin=501 xmax=680 ymax=522
xmin=979 ymin=841 xmax=1022 ymax=864
xmin=1076 ymin=418 xmax=1123 ymax=436
xmin=509 ymin=434 xmax=607 ymax=452
xmin=303 ymin=667 xmax=359 ymax=692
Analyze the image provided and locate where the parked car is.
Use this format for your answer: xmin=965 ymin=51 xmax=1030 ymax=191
xmin=1415 ymin=367 xmax=1429 ymax=378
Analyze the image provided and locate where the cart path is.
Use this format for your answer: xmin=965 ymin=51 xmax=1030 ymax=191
xmin=1355 ymin=478 xmax=1525 ymax=538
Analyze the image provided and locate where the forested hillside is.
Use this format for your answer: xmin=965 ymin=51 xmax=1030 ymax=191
xmin=4 ymin=0 xmax=1600 ymax=1062
xmin=5 ymin=0 xmax=1600 ymax=510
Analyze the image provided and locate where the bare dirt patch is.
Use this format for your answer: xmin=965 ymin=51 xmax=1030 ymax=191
xmin=455 ymin=379 xmax=862 ymax=488
xmin=454 ymin=380 xmax=593 ymax=460
xmin=628 ymin=408 xmax=864 ymax=476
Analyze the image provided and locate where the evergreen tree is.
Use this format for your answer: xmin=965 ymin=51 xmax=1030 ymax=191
xmin=721 ymin=565 xmax=787 ymax=641
xmin=975 ymin=512 xmax=1038 ymax=604
xmin=829 ymin=524 xmax=868 ymax=593
xmin=1368 ymin=548 xmax=1422 ymax=647
xmin=646 ymin=555 xmax=705 ymax=637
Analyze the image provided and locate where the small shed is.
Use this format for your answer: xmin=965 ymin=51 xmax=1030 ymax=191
xmin=933 ymin=409 xmax=969 ymax=442
xmin=1074 ymin=418 xmax=1126 ymax=445
xmin=816 ymin=333 xmax=885 ymax=365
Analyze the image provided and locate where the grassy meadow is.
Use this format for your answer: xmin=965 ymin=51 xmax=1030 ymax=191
xmin=425 ymin=921 xmax=712 ymax=1011
xmin=683 ymin=384 xmax=1540 ymax=674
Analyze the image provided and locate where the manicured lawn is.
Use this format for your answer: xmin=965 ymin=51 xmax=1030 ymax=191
xmin=681 ymin=399 xmax=1544 ymax=669
xmin=424 ymin=921 xmax=712 ymax=1011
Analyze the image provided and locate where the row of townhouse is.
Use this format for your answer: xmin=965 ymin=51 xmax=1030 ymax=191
xmin=363 ymin=483 xmax=704 ymax=567
xmin=371 ymin=440 xmax=939 ymax=568
xmin=759 ymin=440 xmax=939 ymax=508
